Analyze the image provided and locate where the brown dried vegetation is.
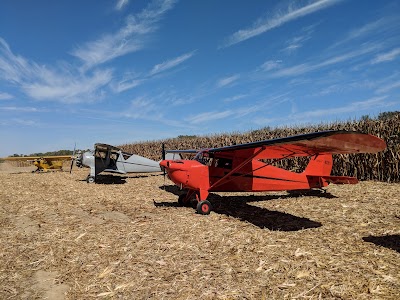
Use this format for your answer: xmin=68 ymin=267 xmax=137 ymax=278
xmin=0 ymin=167 xmax=399 ymax=299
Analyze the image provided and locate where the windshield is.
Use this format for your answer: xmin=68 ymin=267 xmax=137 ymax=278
xmin=194 ymin=150 xmax=213 ymax=166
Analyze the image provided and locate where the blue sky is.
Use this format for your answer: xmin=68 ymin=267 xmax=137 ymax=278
xmin=0 ymin=0 xmax=399 ymax=156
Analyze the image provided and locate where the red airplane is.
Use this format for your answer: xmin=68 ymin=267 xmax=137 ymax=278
xmin=160 ymin=130 xmax=386 ymax=215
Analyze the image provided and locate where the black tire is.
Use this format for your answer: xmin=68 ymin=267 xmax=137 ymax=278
xmin=196 ymin=200 xmax=212 ymax=215
xmin=86 ymin=176 xmax=95 ymax=183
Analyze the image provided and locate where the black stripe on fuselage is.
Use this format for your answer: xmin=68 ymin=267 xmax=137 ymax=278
xmin=118 ymin=161 xmax=160 ymax=169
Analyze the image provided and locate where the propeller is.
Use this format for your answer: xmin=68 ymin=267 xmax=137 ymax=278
xmin=162 ymin=143 xmax=166 ymax=161
xmin=69 ymin=143 xmax=76 ymax=174
xmin=162 ymin=143 xmax=166 ymax=188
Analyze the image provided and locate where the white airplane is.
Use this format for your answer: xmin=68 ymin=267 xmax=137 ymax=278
xmin=73 ymin=143 xmax=179 ymax=183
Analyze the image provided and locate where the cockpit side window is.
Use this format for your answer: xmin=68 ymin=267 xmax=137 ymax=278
xmin=195 ymin=151 xmax=213 ymax=166
xmin=213 ymin=157 xmax=232 ymax=169
xmin=122 ymin=152 xmax=132 ymax=160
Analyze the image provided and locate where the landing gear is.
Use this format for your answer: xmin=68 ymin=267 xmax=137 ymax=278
xmin=86 ymin=175 xmax=95 ymax=183
xmin=177 ymin=191 xmax=213 ymax=214
xmin=196 ymin=200 xmax=212 ymax=215
xmin=178 ymin=194 xmax=190 ymax=207
xmin=178 ymin=192 xmax=196 ymax=207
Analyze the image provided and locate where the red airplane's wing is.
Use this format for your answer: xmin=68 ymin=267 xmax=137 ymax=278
xmin=206 ymin=130 xmax=386 ymax=160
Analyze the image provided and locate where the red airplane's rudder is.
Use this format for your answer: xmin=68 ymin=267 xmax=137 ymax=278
xmin=304 ymin=154 xmax=359 ymax=186
xmin=304 ymin=154 xmax=333 ymax=176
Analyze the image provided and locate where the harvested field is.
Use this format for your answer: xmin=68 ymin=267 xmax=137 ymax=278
xmin=0 ymin=168 xmax=399 ymax=299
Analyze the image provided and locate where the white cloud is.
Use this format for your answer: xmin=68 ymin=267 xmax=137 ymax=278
xmin=376 ymin=80 xmax=400 ymax=94
xmin=186 ymin=110 xmax=234 ymax=124
xmin=223 ymin=94 xmax=248 ymax=103
xmin=149 ymin=51 xmax=196 ymax=76
xmin=371 ymin=48 xmax=400 ymax=64
xmin=298 ymin=96 xmax=389 ymax=118
xmin=0 ymin=92 xmax=13 ymax=100
xmin=282 ymin=25 xmax=315 ymax=53
xmin=254 ymin=96 xmax=392 ymax=126
xmin=223 ymin=0 xmax=342 ymax=47
xmin=269 ymin=44 xmax=379 ymax=77
xmin=115 ymin=0 xmax=129 ymax=11
xmin=260 ymin=60 xmax=282 ymax=71
xmin=123 ymin=97 xmax=162 ymax=119
xmin=23 ymin=70 xmax=113 ymax=103
xmin=72 ymin=0 xmax=176 ymax=70
xmin=112 ymin=78 xmax=144 ymax=93
xmin=216 ymin=74 xmax=240 ymax=88
xmin=0 ymin=38 xmax=113 ymax=103
xmin=0 ymin=106 xmax=44 ymax=112
xmin=333 ymin=17 xmax=398 ymax=49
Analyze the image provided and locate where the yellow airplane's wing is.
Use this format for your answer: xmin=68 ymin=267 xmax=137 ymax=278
xmin=2 ymin=155 xmax=71 ymax=161
xmin=42 ymin=156 xmax=72 ymax=162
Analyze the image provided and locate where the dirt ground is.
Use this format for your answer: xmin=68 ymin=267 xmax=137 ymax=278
xmin=0 ymin=163 xmax=399 ymax=299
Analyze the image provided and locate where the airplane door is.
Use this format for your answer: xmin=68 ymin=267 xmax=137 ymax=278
xmin=116 ymin=152 xmax=126 ymax=173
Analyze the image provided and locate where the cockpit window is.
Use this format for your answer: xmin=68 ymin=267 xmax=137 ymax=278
xmin=194 ymin=151 xmax=213 ymax=166
xmin=213 ymin=158 xmax=232 ymax=169
xmin=122 ymin=152 xmax=132 ymax=160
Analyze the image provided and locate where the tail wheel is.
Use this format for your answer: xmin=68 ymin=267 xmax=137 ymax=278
xmin=196 ymin=200 xmax=212 ymax=215
xmin=86 ymin=175 xmax=95 ymax=183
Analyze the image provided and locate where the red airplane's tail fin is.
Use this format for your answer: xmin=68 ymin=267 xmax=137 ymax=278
xmin=304 ymin=154 xmax=333 ymax=176
xmin=304 ymin=155 xmax=358 ymax=186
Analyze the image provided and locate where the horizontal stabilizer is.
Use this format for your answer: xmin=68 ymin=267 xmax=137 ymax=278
xmin=320 ymin=176 xmax=359 ymax=184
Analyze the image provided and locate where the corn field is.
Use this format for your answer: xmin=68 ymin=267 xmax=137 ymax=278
xmin=120 ymin=115 xmax=400 ymax=183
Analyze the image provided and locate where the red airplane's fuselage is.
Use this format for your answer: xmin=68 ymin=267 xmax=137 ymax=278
xmin=160 ymin=155 xmax=331 ymax=201
xmin=159 ymin=131 xmax=385 ymax=214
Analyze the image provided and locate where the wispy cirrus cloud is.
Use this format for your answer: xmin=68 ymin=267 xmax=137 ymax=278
xmin=216 ymin=74 xmax=240 ymax=88
xmin=72 ymin=0 xmax=176 ymax=70
xmin=121 ymin=95 xmax=186 ymax=127
xmin=112 ymin=78 xmax=144 ymax=93
xmin=371 ymin=47 xmax=400 ymax=64
xmin=149 ymin=51 xmax=196 ymax=76
xmin=376 ymin=80 xmax=400 ymax=94
xmin=298 ymin=96 xmax=390 ymax=118
xmin=268 ymin=44 xmax=379 ymax=78
xmin=254 ymin=96 xmax=393 ymax=126
xmin=260 ymin=60 xmax=282 ymax=71
xmin=282 ymin=24 xmax=316 ymax=54
xmin=223 ymin=0 xmax=342 ymax=47
xmin=24 ymin=70 xmax=113 ymax=103
xmin=112 ymin=51 xmax=196 ymax=93
xmin=0 ymin=92 xmax=13 ymax=100
xmin=186 ymin=93 xmax=290 ymax=125
xmin=0 ymin=106 xmax=46 ymax=112
xmin=0 ymin=38 xmax=112 ymax=103
xmin=185 ymin=110 xmax=234 ymax=124
xmin=332 ymin=16 xmax=399 ymax=49
xmin=115 ymin=0 xmax=129 ymax=11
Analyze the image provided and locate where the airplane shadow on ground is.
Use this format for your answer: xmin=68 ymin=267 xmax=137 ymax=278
xmin=78 ymin=173 xmax=162 ymax=185
xmin=363 ymin=234 xmax=400 ymax=253
xmin=155 ymin=185 xmax=329 ymax=231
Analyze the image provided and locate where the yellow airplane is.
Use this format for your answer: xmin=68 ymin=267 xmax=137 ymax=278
xmin=2 ymin=156 xmax=72 ymax=172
